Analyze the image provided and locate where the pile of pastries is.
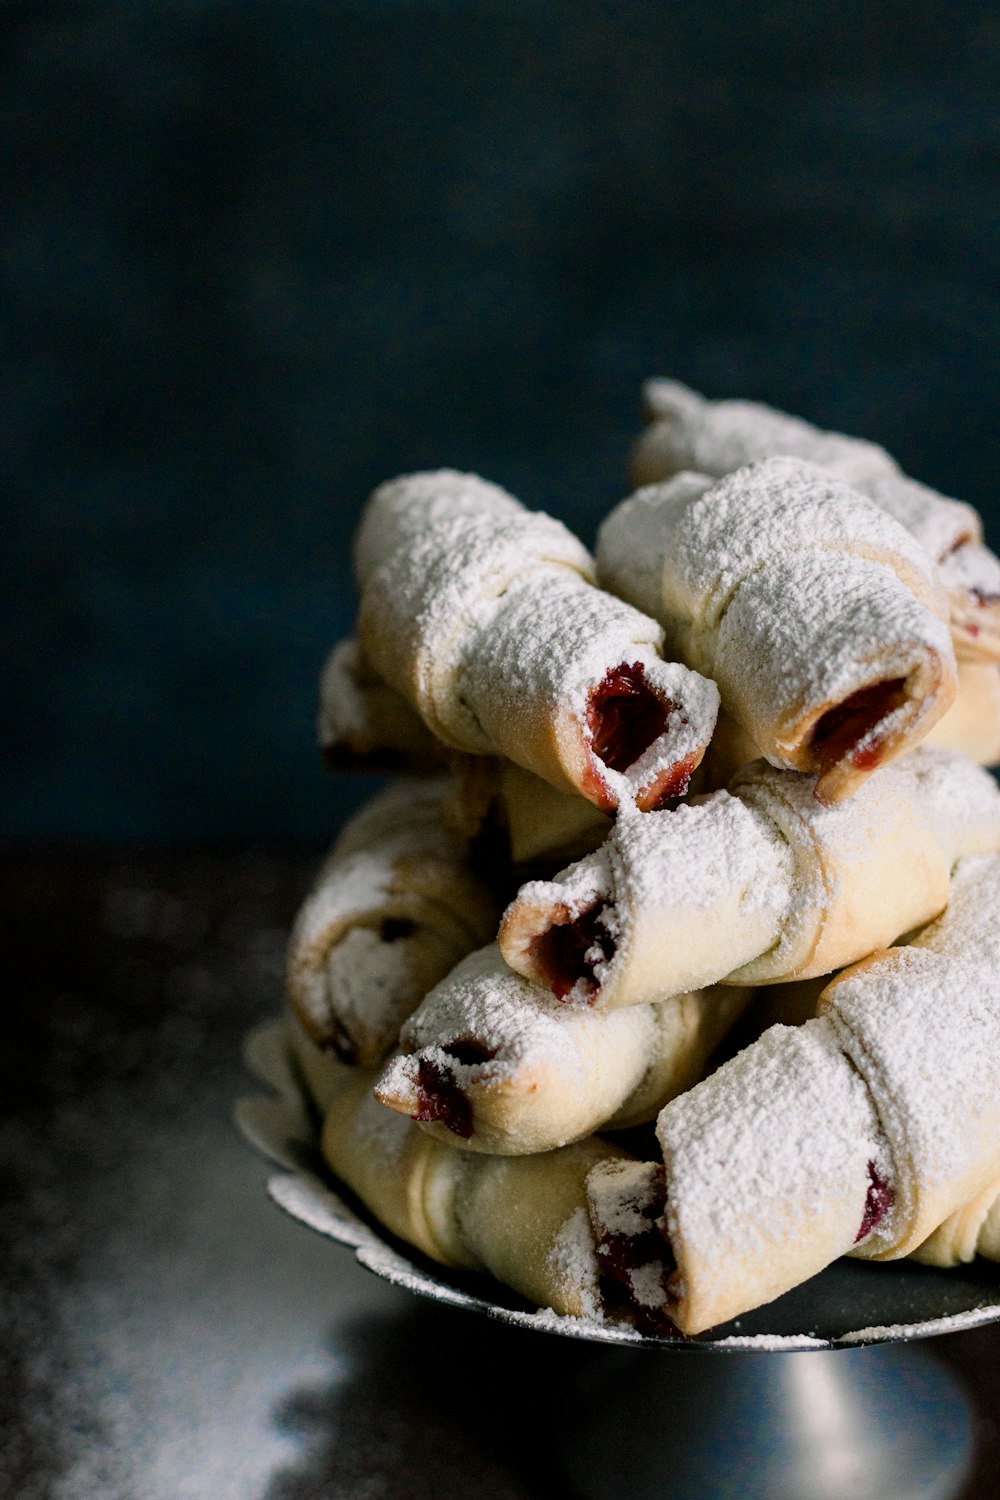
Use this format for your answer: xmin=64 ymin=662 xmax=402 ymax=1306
xmin=285 ymin=380 xmax=1000 ymax=1336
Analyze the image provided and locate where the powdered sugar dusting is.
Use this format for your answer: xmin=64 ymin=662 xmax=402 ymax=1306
xmin=822 ymin=855 xmax=1000 ymax=1254
xmin=857 ymin=471 xmax=981 ymax=562
xmin=587 ymin=1158 xmax=664 ymax=1240
xmin=398 ymin=944 xmax=656 ymax=1078
xmin=598 ymin=457 xmax=954 ymax=791
xmin=501 ymin=788 xmax=795 ymax=1006
xmin=655 ymin=1018 xmax=885 ymax=1333
xmin=836 ymin=1306 xmax=1000 ymax=1345
xmin=653 ymin=456 xmax=940 ymax=632
xmin=460 ymin=566 xmax=719 ymax=805
xmin=940 ymin=541 xmax=1000 ymax=600
xmin=717 ymin=1333 xmax=827 ymax=1350
xmin=380 ymin=944 xmax=666 ymax=1150
xmin=287 ymin=778 xmax=496 ymax=1062
xmin=547 ymin=1206 xmax=604 ymax=1321
xmin=634 ymin=379 xmax=982 ymax=570
xmin=728 ymin=747 xmax=1000 ymax=982
xmin=636 ymin=378 xmax=898 ymax=489
xmin=356 ymin=468 xmax=718 ymax=805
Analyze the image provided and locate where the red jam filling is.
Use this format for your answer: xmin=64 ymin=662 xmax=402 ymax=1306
xmin=810 ymin=677 xmax=909 ymax=776
xmin=593 ymin=1166 xmax=683 ymax=1338
xmin=594 ymin=1166 xmax=673 ymax=1283
xmin=411 ymin=1039 xmax=497 ymax=1140
xmin=587 ymin=663 xmax=672 ymax=773
xmin=855 ymin=1161 xmax=894 ymax=1243
xmin=638 ymin=751 xmax=698 ymax=809
xmin=530 ymin=906 xmax=616 ymax=1002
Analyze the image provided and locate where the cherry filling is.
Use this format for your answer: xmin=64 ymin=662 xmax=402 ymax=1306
xmin=810 ymin=677 xmax=909 ymax=776
xmin=588 ymin=662 xmax=672 ymax=772
xmin=412 ymin=1038 xmax=498 ymax=1140
xmin=855 ymin=1161 xmax=894 ymax=1243
xmin=593 ymin=1166 xmax=683 ymax=1338
xmin=530 ymin=906 xmax=617 ymax=1002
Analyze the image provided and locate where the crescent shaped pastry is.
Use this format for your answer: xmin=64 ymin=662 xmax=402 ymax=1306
xmin=355 ymin=470 xmax=720 ymax=812
xmin=500 ymin=748 xmax=1000 ymax=1009
xmin=631 ymin=378 xmax=1000 ymax=665
xmin=937 ymin=541 xmax=1000 ymax=664
xmin=587 ymin=852 xmax=1000 ymax=1335
xmin=697 ymin=661 xmax=1000 ymax=793
xmin=597 ymin=457 xmax=957 ymax=803
xmin=286 ymin=780 xmax=500 ymax=1068
xmin=633 ymin=376 xmax=899 ymax=489
xmin=374 ymin=945 xmax=751 ymax=1154
xmin=317 ymin=637 xmax=445 ymax=773
xmin=314 ymin=1058 xmax=629 ymax=1318
xmin=824 ymin=854 xmax=1000 ymax=1261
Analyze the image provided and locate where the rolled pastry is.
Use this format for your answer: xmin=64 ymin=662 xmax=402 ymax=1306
xmin=937 ymin=541 xmax=1000 ymax=664
xmin=632 ymin=376 xmax=900 ymax=491
xmin=587 ymin=852 xmax=1000 ymax=1335
xmin=317 ymin=637 xmax=444 ymax=773
xmin=287 ymin=779 xmax=500 ymax=1067
xmin=499 ymin=748 xmax=1000 ymax=1009
xmin=597 ymin=457 xmax=957 ymax=803
xmin=825 ymin=854 xmax=1000 ymax=1261
xmin=631 ymin=377 xmax=1000 ymax=665
xmin=319 ymin=1061 xmax=630 ymax=1318
xmin=355 ymin=470 xmax=720 ymax=812
xmin=374 ymin=944 xmax=751 ymax=1154
xmin=698 ymin=661 xmax=1000 ymax=790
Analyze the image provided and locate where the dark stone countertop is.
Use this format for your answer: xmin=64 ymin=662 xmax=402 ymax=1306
xmin=3 ymin=851 xmax=999 ymax=1498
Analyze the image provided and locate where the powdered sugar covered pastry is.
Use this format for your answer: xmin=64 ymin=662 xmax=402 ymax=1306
xmin=499 ymin=747 xmax=1000 ymax=1009
xmin=698 ymin=662 xmax=1000 ymax=788
xmin=821 ymin=854 xmax=1000 ymax=1260
xmin=287 ymin=780 xmax=499 ymax=1068
xmin=597 ymin=457 xmax=957 ymax=803
xmin=937 ymin=541 xmax=1000 ymax=664
xmin=374 ymin=944 xmax=751 ymax=1154
xmin=318 ymin=1056 xmax=630 ymax=1319
xmin=631 ymin=377 xmax=1000 ymax=665
xmin=628 ymin=1020 xmax=886 ymax=1335
xmin=633 ymin=376 xmax=899 ymax=490
xmin=317 ymin=637 xmax=444 ymax=773
xmin=355 ymin=470 xmax=720 ymax=812
xmin=586 ymin=851 xmax=1000 ymax=1335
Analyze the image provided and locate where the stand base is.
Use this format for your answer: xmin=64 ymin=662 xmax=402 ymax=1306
xmin=558 ymin=1342 xmax=974 ymax=1500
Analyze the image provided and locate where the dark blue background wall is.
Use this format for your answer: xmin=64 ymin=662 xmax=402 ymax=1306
xmin=4 ymin=2 xmax=999 ymax=844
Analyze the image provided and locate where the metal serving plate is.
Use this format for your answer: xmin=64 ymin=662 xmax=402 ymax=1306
xmin=236 ymin=1021 xmax=1000 ymax=1352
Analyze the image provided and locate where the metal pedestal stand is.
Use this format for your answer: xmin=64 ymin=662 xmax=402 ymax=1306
xmin=559 ymin=1341 xmax=973 ymax=1500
